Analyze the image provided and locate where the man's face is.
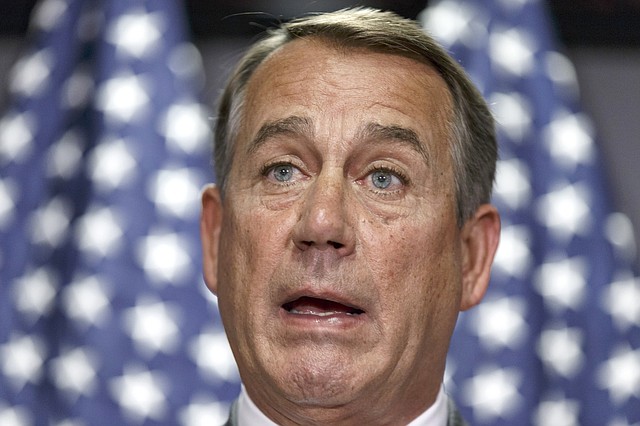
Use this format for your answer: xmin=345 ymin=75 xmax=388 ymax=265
xmin=201 ymin=38 xmax=498 ymax=424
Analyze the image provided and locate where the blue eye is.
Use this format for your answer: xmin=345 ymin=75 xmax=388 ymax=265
xmin=264 ymin=163 xmax=303 ymax=184
xmin=365 ymin=167 xmax=407 ymax=192
xmin=371 ymin=170 xmax=393 ymax=189
xmin=273 ymin=164 xmax=294 ymax=182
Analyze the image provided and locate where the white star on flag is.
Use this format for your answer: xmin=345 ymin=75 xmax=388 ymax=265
xmin=50 ymin=347 xmax=99 ymax=399
xmin=31 ymin=0 xmax=68 ymax=32
xmin=543 ymin=51 xmax=579 ymax=91
xmin=106 ymin=10 xmax=164 ymax=58
xmin=87 ymin=137 xmax=137 ymax=191
xmin=489 ymin=27 xmax=536 ymax=76
xmin=597 ymin=345 xmax=640 ymax=405
xmin=28 ymin=196 xmax=73 ymax=248
xmin=136 ymin=230 xmax=192 ymax=284
xmin=109 ymin=365 xmax=168 ymax=422
xmin=602 ymin=277 xmax=640 ymax=331
xmin=0 ymin=112 xmax=36 ymax=164
xmin=148 ymin=167 xmax=204 ymax=219
xmin=122 ymin=297 xmax=182 ymax=357
xmin=12 ymin=267 xmax=58 ymax=323
xmin=46 ymin=130 xmax=84 ymax=179
xmin=535 ymin=183 xmax=592 ymax=240
xmin=159 ymin=102 xmax=211 ymax=154
xmin=533 ymin=395 xmax=580 ymax=426
xmin=74 ymin=205 xmax=124 ymax=259
xmin=9 ymin=48 xmax=54 ymax=98
xmin=0 ymin=405 xmax=31 ymax=426
xmin=490 ymin=92 xmax=532 ymax=143
xmin=95 ymin=72 xmax=150 ymax=123
xmin=537 ymin=325 xmax=585 ymax=378
xmin=494 ymin=158 xmax=531 ymax=210
xmin=534 ymin=256 xmax=587 ymax=312
xmin=420 ymin=0 xmax=485 ymax=48
xmin=61 ymin=275 xmax=112 ymax=329
xmin=189 ymin=327 xmax=239 ymax=383
xmin=178 ymin=395 xmax=230 ymax=426
xmin=0 ymin=334 xmax=47 ymax=391
xmin=605 ymin=213 xmax=638 ymax=262
xmin=469 ymin=296 xmax=528 ymax=350
xmin=462 ymin=366 xmax=523 ymax=421
xmin=543 ymin=111 xmax=595 ymax=170
xmin=492 ymin=224 xmax=533 ymax=278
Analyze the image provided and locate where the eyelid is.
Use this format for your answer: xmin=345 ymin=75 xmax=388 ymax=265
xmin=260 ymin=153 xmax=304 ymax=171
xmin=260 ymin=161 xmax=306 ymax=186
xmin=260 ymin=161 xmax=290 ymax=177
xmin=367 ymin=164 xmax=410 ymax=186
xmin=356 ymin=165 xmax=409 ymax=198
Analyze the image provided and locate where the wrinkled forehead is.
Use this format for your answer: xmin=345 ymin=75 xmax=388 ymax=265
xmin=246 ymin=35 xmax=452 ymax=98
xmin=239 ymin=37 xmax=454 ymax=147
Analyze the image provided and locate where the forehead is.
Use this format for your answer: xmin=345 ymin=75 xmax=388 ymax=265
xmin=239 ymin=37 xmax=453 ymax=155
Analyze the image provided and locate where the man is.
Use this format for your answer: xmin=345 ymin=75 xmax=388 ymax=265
xmin=200 ymin=7 xmax=501 ymax=426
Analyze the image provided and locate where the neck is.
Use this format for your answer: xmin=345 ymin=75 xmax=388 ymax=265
xmin=244 ymin=381 xmax=442 ymax=426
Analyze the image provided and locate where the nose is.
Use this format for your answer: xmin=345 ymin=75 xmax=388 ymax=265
xmin=292 ymin=171 xmax=355 ymax=256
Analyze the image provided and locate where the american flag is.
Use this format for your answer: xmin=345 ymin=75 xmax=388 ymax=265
xmin=1 ymin=0 xmax=639 ymax=426
xmin=0 ymin=0 xmax=239 ymax=424
xmin=421 ymin=0 xmax=640 ymax=424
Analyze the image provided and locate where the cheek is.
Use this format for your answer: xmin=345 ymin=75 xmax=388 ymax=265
xmin=365 ymin=219 xmax=462 ymax=316
xmin=216 ymin=204 xmax=257 ymax=307
xmin=216 ymin=208 xmax=272 ymax=346
xmin=217 ymin=200 xmax=293 ymax=299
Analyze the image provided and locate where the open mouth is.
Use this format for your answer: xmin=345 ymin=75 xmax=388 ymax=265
xmin=282 ymin=296 xmax=365 ymax=317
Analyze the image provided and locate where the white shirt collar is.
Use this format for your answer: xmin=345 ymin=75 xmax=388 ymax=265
xmin=237 ymin=385 xmax=448 ymax=426
xmin=406 ymin=385 xmax=448 ymax=426
xmin=237 ymin=385 xmax=279 ymax=426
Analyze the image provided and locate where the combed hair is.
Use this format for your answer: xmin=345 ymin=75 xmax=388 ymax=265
xmin=214 ymin=7 xmax=496 ymax=225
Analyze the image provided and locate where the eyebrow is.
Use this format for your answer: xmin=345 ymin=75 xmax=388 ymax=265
xmin=247 ymin=116 xmax=430 ymax=165
xmin=247 ymin=116 xmax=313 ymax=154
xmin=358 ymin=122 xmax=430 ymax=166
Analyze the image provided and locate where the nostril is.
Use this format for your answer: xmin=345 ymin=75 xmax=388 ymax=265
xmin=297 ymin=240 xmax=346 ymax=250
xmin=328 ymin=240 xmax=344 ymax=249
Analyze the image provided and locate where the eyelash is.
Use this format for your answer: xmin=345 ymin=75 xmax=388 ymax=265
xmin=260 ymin=161 xmax=285 ymax=176
xmin=367 ymin=165 xmax=410 ymax=186
xmin=260 ymin=161 xmax=302 ymax=182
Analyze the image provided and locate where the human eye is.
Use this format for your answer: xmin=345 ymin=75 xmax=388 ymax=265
xmin=262 ymin=162 xmax=303 ymax=184
xmin=364 ymin=166 xmax=408 ymax=192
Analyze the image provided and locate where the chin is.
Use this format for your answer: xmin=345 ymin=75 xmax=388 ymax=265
xmin=269 ymin=347 xmax=366 ymax=406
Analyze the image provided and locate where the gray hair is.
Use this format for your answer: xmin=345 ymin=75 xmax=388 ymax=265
xmin=214 ymin=7 xmax=496 ymax=225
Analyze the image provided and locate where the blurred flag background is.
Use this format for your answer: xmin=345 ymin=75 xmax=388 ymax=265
xmin=0 ymin=0 xmax=638 ymax=425
xmin=0 ymin=0 xmax=239 ymax=424
xmin=421 ymin=0 xmax=640 ymax=425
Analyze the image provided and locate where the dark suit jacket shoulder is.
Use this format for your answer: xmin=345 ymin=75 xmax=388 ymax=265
xmin=447 ymin=397 xmax=468 ymax=426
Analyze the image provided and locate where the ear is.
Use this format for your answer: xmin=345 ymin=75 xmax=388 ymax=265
xmin=459 ymin=204 xmax=501 ymax=311
xmin=200 ymin=184 xmax=223 ymax=295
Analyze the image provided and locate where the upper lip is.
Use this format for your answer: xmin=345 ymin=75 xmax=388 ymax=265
xmin=279 ymin=289 xmax=368 ymax=314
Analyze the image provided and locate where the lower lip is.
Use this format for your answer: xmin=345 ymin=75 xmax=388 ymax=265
xmin=279 ymin=307 xmax=367 ymax=330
